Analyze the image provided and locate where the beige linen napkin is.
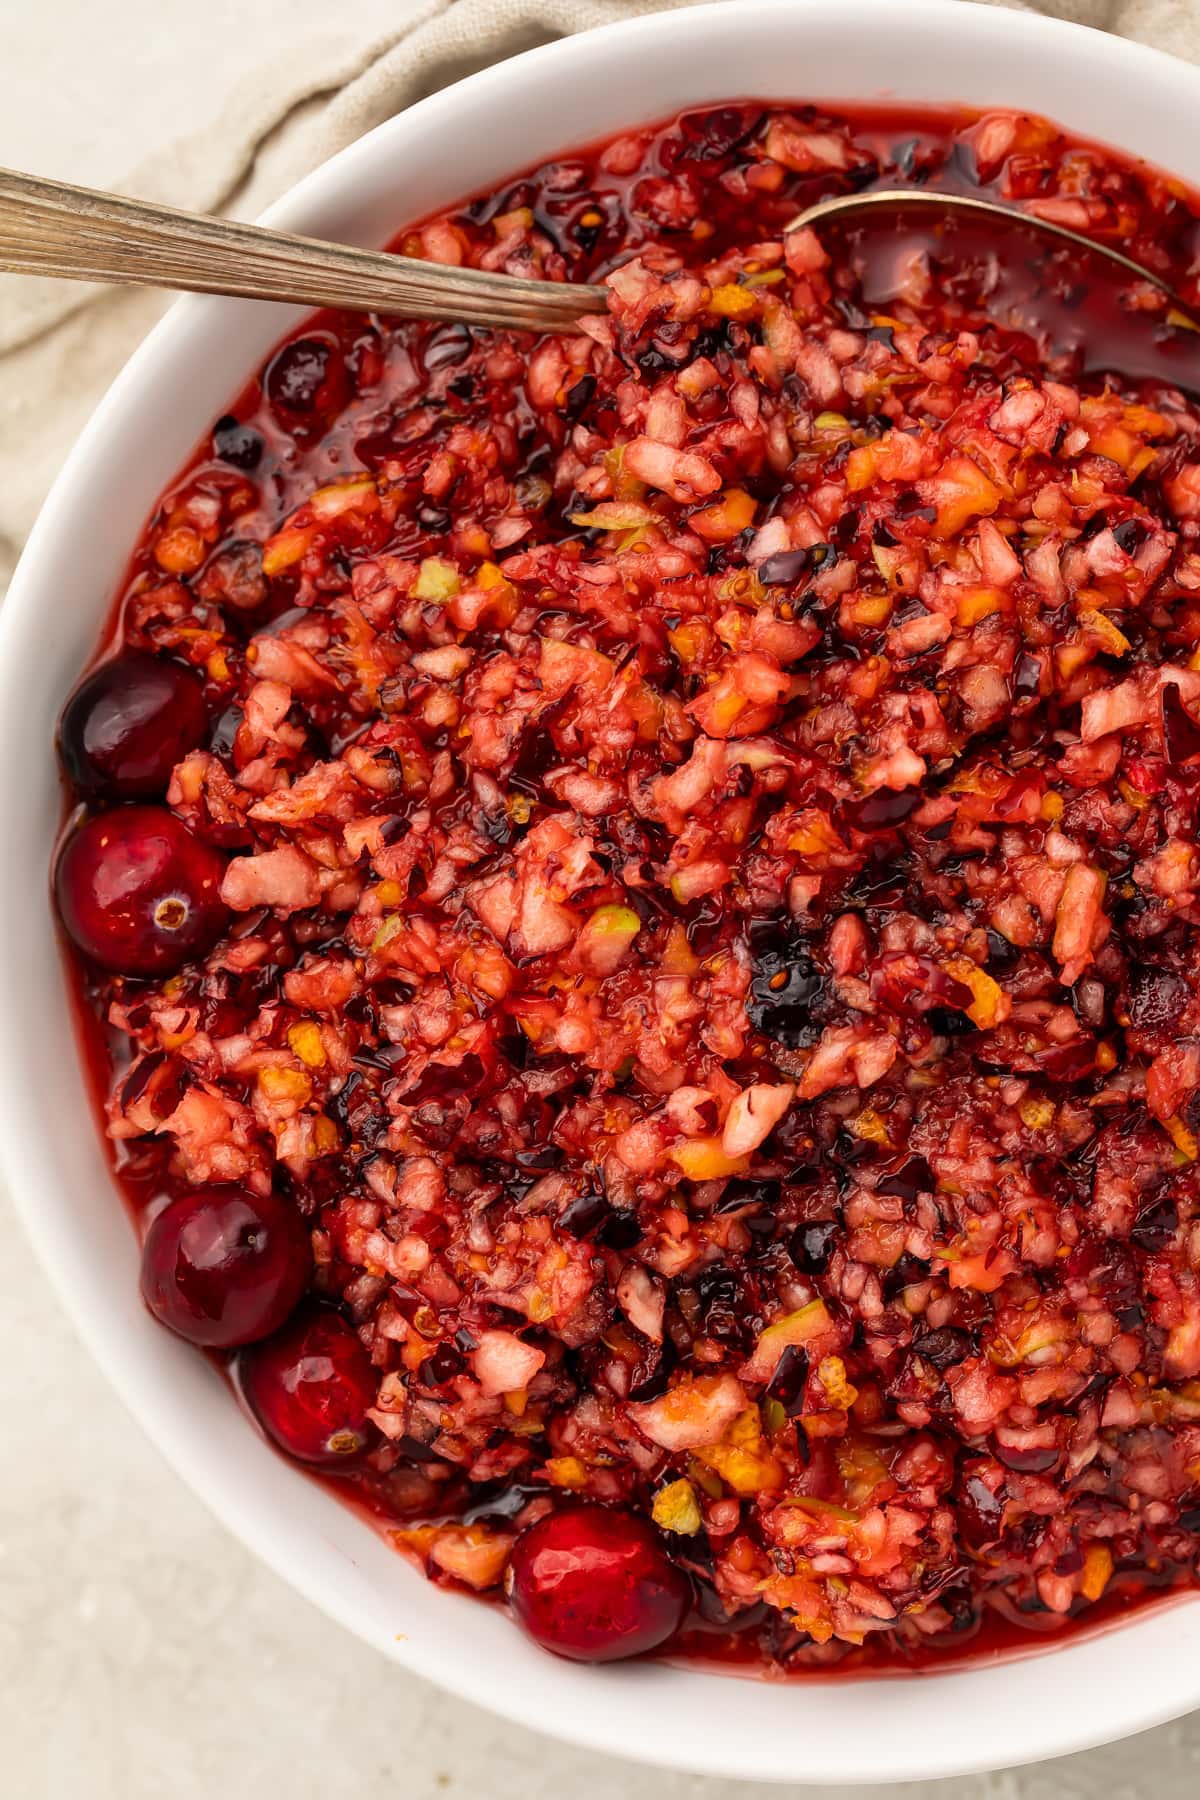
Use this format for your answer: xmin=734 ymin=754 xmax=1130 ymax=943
xmin=0 ymin=0 xmax=1195 ymax=600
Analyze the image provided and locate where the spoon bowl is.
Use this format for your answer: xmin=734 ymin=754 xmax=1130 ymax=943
xmin=791 ymin=185 xmax=1199 ymax=322
xmin=791 ymin=184 xmax=1200 ymax=391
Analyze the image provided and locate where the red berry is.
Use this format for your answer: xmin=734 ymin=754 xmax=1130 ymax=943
xmin=140 ymin=1186 xmax=311 ymax=1348
xmin=507 ymin=1504 xmax=689 ymax=1662
xmin=55 ymin=805 xmax=228 ymax=976
xmin=239 ymin=1308 xmax=377 ymax=1464
xmin=59 ymin=652 xmax=207 ymax=800
xmin=264 ymin=335 xmax=348 ymax=433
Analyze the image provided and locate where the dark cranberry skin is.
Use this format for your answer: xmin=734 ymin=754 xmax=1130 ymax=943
xmin=59 ymin=652 xmax=207 ymax=800
xmin=55 ymin=806 xmax=228 ymax=976
xmin=140 ymin=1186 xmax=311 ymax=1348
xmin=264 ymin=335 xmax=347 ymax=431
xmin=507 ymin=1505 xmax=689 ymax=1662
xmin=1125 ymin=962 xmax=1188 ymax=1032
xmin=957 ymin=1472 xmax=1006 ymax=1550
xmin=790 ymin=1218 xmax=839 ymax=1273
xmin=239 ymin=1308 xmax=377 ymax=1464
xmin=211 ymin=414 xmax=264 ymax=470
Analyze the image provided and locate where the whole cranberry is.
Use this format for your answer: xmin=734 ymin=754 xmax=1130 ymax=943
xmin=507 ymin=1504 xmax=689 ymax=1662
xmin=239 ymin=1307 xmax=377 ymax=1464
xmin=55 ymin=806 xmax=228 ymax=976
xmin=59 ymin=652 xmax=207 ymax=799
xmin=140 ymin=1186 xmax=311 ymax=1348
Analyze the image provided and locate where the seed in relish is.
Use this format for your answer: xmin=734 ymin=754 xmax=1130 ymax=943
xmin=58 ymin=652 xmax=207 ymax=800
xmin=140 ymin=1186 xmax=311 ymax=1348
xmin=55 ymin=806 xmax=228 ymax=975
xmin=507 ymin=1505 xmax=689 ymax=1662
xmin=239 ymin=1307 xmax=377 ymax=1464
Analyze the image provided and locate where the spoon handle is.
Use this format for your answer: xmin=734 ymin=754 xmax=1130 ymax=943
xmin=0 ymin=165 xmax=609 ymax=332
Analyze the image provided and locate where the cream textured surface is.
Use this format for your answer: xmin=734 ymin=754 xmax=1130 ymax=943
xmin=6 ymin=1 xmax=1200 ymax=1794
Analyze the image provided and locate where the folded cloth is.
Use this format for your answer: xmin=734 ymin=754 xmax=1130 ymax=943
xmin=0 ymin=0 xmax=1192 ymax=597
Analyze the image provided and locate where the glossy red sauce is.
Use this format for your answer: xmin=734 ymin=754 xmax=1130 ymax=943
xmin=79 ymin=101 xmax=1200 ymax=651
xmin=60 ymin=99 xmax=1200 ymax=1676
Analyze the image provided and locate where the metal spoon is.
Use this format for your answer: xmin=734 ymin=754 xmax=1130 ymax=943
xmin=0 ymin=165 xmax=609 ymax=333
xmin=789 ymin=186 xmax=1200 ymax=332
xmin=1 ymin=163 xmax=1195 ymax=337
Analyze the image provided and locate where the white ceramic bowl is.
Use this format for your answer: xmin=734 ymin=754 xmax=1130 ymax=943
xmin=6 ymin=0 xmax=1200 ymax=1782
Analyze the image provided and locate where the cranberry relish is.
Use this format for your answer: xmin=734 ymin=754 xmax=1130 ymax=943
xmin=55 ymin=101 xmax=1200 ymax=1671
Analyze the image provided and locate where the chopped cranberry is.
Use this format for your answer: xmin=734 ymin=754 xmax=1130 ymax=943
xmin=597 ymin=1207 xmax=643 ymax=1249
xmin=1131 ymin=1195 xmax=1179 ymax=1251
xmin=58 ymin=652 xmax=207 ymax=799
xmin=239 ymin=1307 xmax=377 ymax=1464
xmin=199 ymin=541 xmax=268 ymax=614
xmin=990 ymin=1435 xmax=1061 ymax=1475
xmin=422 ymin=323 xmax=474 ymax=373
xmin=211 ymin=415 xmax=264 ymax=470
xmin=672 ymin=106 xmax=763 ymax=168
xmin=789 ymin=1218 xmax=838 ymax=1273
xmin=1125 ymin=962 xmax=1188 ymax=1032
xmin=985 ymin=927 xmax=1021 ymax=971
xmin=507 ymin=1504 xmax=689 ymax=1662
xmin=417 ymin=1341 xmax=466 ymax=1389
xmin=627 ymin=1338 xmax=673 ymax=1401
xmin=689 ymin=1261 xmax=751 ymax=1348
xmin=851 ymin=788 xmax=921 ymax=830
xmin=877 ymin=1154 xmax=935 ymax=1200
xmin=914 ymin=1326 xmax=972 ymax=1370
xmin=140 ymin=1185 xmax=311 ymax=1347
xmin=264 ymin=335 xmax=347 ymax=428
xmin=747 ymin=925 xmax=823 ymax=1047
xmin=55 ymin=806 xmax=229 ymax=976
xmin=1162 ymin=682 xmax=1200 ymax=766
xmin=958 ymin=1471 xmax=1006 ymax=1550
xmin=559 ymin=1191 xmax=610 ymax=1238
xmin=765 ymin=1343 xmax=809 ymax=1414
xmin=757 ymin=548 xmax=811 ymax=585
xmin=1011 ymin=652 xmax=1043 ymax=703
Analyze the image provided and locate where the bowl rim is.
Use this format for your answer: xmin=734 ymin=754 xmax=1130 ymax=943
xmin=7 ymin=0 xmax=1200 ymax=1783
